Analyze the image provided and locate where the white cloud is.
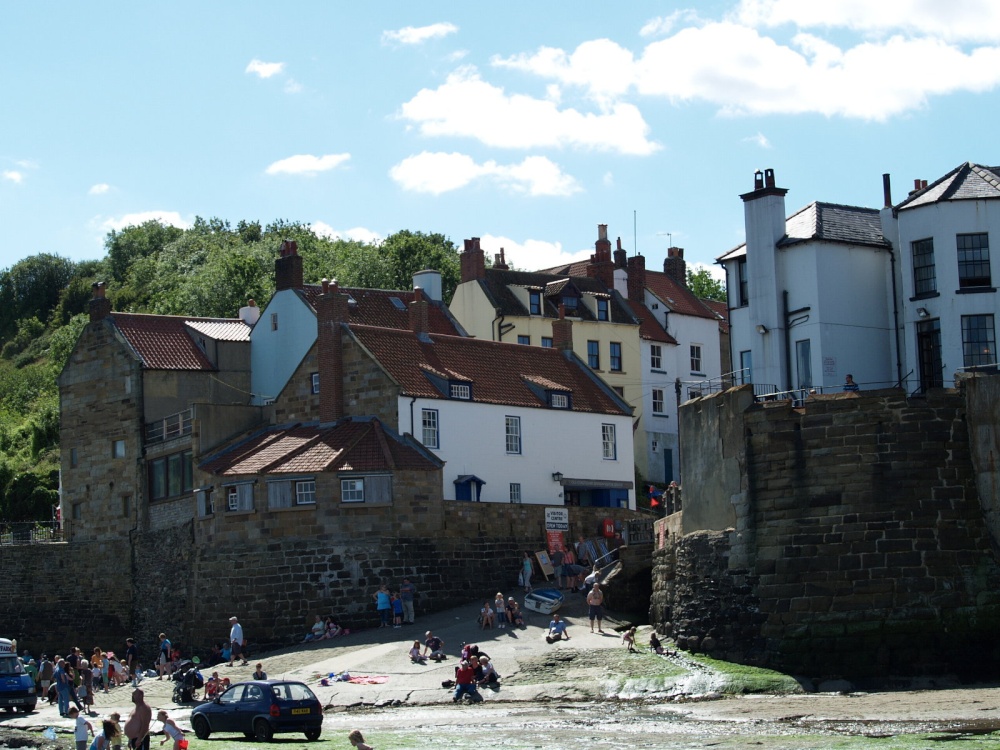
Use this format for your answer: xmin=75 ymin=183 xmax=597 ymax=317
xmin=479 ymin=233 xmax=591 ymax=272
xmin=2 ymin=170 xmax=23 ymax=184
xmin=245 ymin=59 xmax=285 ymax=78
xmin=743 ymin=132 xmax=771 ymax=148
xmin=502 ymin=22 xmax=1000 ymax=122
xmin=602 ymin=172 xmax=615 ymax=187
xmin=311 ymin=222 xmax=383 ymax=244
xmin=265 ymin=153 xmax=351 ymax=176
xmin=14 ymin=159 xmax=39 ymax=170
xmin=689 ymin=260 xmax=726 ymax=284
xmin=382 ymin=22 xmax=458 ymax=45
xmin=446 ymin=49 xmax=468 ymax=62
xmin=101 ymin=211 xmax=191 ymax=232
xmin=398 ymin=67 xmax=659 ymax=155
xmin=390 ymin=152 xmax=581 ymax=196
xmin=89 ymin=183 xmax=111 ymax=195
xmin=734 ymin=0 xmax=1000 ymax=43
xmin=284 ymin=79 xmax=303 ymax=94
xmin=640 ymin=10 xmax=703 ymax=37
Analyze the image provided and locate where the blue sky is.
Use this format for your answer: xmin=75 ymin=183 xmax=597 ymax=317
xmin=2 ymin=1 xmax=1000 ymax=281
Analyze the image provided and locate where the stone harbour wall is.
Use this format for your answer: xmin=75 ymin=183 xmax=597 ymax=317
xmin=653 ymin=384 xmax=1000 ymax=682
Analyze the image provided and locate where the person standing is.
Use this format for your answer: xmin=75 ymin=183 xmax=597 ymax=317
xmin=124 ymin=688 xmax=152 ymax=750
xmin=54 ymin=659 xmax=72 ymax=716
xmin=124 ymin=639 xmax=139 ymax=686
xmin=39 ymin=654 xmax=54 ymax=701
xmin=521 ymin=552 xmax=533 ymax=593
xmin=587 ymin=582 xmax=605 ymax=633
xmin=156 ymin=634 xmax=171 ymax=680
xmin=843 ymin=373 xmax=860 ymax=392
xmin=399 ymin=578 xmax=416 ymax=625
xmin=228 ymin=617 xmax=247 ymax=666
xmin=373 ymin=584 xmax=391 ymax=628
xmin=550 ymin=546 xmax=565 ymax=589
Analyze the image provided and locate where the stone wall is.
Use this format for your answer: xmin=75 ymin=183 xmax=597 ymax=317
xmin=653 ymin=385 xmax=1000 ymax=681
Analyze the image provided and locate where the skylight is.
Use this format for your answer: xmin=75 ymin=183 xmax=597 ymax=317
xmin=389 ymin=296 xmax=407 ymax=311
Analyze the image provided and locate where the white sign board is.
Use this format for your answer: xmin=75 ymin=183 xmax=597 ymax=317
xmin=545 ymin=507 xmax=569 ymax=530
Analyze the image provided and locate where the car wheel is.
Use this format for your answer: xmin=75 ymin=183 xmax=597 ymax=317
xmin=193 ymin=715 xmax=211 ymax=740
xmin=304 ymin=728 xmax=321 ymax=741
xmin=254 ymin=719 xmax=274 ymax=742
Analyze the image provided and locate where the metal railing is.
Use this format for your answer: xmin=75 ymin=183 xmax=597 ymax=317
xmin=0 ymin=521 xmax=63 ymax=545
xmin=145 ymin=409 xmax=193 ymax=444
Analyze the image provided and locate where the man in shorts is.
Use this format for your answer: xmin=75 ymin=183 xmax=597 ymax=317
xmin=228 ymin=616 xmax=247 ymax=667
xmin=587 ymin=582 xmax=605 ymax=633
xmin=423 ymin=631 xmax=445 ymax=662
xmin=124 ymin=688 xmax=152 ymax=750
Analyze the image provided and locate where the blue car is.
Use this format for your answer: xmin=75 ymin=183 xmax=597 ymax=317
xmin=190 ymin=680 xmax=322 ymax=741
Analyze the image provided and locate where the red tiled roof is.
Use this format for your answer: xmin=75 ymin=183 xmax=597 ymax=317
xmin=349 ymin=325 xmax=629 ymax=415
xmin=201 ymin=418 xmax=440 ymax=476
xmin=624 ymin=299 xmax=677 ymax=344
xmin=299 ymin=285 xmax=462 ymax=335
xmin=701 ymin=299 xmax=730 ymax=334
xmin=643 ymin=270 xmax=718 ymax=320
xmin=111 ymin=313 xmax=248 ymax=370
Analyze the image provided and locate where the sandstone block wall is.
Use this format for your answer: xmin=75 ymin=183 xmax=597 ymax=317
xmin=653 ymin=385 xmax=1000 ymax=681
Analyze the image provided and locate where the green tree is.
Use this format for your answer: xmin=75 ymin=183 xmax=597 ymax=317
xmin=379 ymin=230 xmax=460 ymax=301
xmin=0 ymin=253 xmax=77 ymax=340
xmin=687 ymin=267 xmax=726 ymax=302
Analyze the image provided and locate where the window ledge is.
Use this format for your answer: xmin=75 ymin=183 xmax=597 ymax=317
xmin=909 ymin=291 xmax=940 ymax=301
xmin=651 ymin=412 xmax=669 ymax=418
xmin=267 ymin=504 xmax=316 ymax=513
xmin=690 ymin=371 xmax=706 ymax=377
xmin=955 ymin=287 xmax=997 ymax=295
xmin=225 ymin=509 xmax=257 ymax=517
xmin=650 ymin=369 xmax=667 ymax=374
xmin=196 ymin=513 xmax=215 ymax=521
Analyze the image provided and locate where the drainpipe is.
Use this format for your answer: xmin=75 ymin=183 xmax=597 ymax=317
xmin=888 ymin=248 xmax=903 ymax=387
xmin=782 ymin=290 xmax=792 ymax=392
xmin=408 ymin=396 xmax=417 ymax=437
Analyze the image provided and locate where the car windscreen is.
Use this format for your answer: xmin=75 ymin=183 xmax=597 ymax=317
xmin=273 ymin=682 xmax=317 ymax=701
xmin=0 ymin=656 xmax=23 ymax=675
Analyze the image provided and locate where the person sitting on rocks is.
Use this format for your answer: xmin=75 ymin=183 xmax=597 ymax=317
xmin=479 ymin=601 xmax=495 ymax=630
xmin=303 ymin=615 xmax=325 ymax=643
xmin=452 ymin=660 xmax=482 ymax=703
xmin=424 ymin=632 xmax=445 ymax=662
xmin=321 ymin=617 xmax=343 ymax=639
xmin=409 ymin=641 xmax=427 ymax=663
xmin=545 ymin=614 xmax=570 ymax=644
xmin=477 ymin=656 xmax=499 ymax=688
xmin=650 ymin=631 xmax=664 ymax=655
xmin=506 ymin=598 xmax=525 ymax=628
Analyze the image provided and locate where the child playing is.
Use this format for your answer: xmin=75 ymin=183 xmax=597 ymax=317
xmin=348 ymin=729 xmax=373 ymax=749
xmin=69 ymin=707 xmax=94 ymax=750
xmin=408 ymin=640 xmax=427 ymax=663
xmin=107 ymin=713 xmax=124 ymax=750
xmin=90 ymin=719 xmax=118 ymax=750
xmin=391 ymin=593 xmax=404 ymax=629
xmin=649 ymin=631 xmax=664 ymax=655
xmin=494 ymin=592 xmax=507 ymax=629
xmin=157 ymin=710 xmax=185 ymax=750
xmin=622 ymin=627 xmax=638 ymax=653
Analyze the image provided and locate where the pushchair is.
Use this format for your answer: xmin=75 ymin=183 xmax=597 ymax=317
xmin=171 ymin=660 xmax=204 ymax=703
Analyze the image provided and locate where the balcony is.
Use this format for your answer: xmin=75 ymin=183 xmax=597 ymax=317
xmin=145 ymin=409 xmax=193 ymax=444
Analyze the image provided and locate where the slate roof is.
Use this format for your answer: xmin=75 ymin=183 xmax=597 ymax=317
xmin=896 ymin=162 xmax=1000 ymax=211
xmin=200 ymin=417 xmax=441 ymax=476
xmin=717 ymin=201 xmax=888 ymax=261
xmin=111 ymin=313 xmax=249 ymax=370
xmin=348 ymin=324 xmax=630 ymax=415
xmin=475 ymin=269 xmax=637 ymax=324
xmin=298 ymin=285 xmax=464 ymax=335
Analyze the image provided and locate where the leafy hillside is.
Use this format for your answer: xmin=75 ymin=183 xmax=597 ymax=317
xmin=0 ymin=219 xmax=460 ymax=522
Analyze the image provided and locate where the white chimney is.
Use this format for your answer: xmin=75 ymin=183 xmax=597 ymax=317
xmin=238 ymin=299 xmax=261 ymax=326
xmin=412 ymin=269 xmax=442 ymax=302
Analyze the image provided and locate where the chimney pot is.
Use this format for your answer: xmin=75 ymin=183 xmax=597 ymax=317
xmin=754 ymin=170 xmax=764 ymax=190
xmin=89 ymin=282 xmax=112 ymax=322
xmin=921 ymin=179 xmax=928 ymax=189
xmin=914 ymin=179 xmax=922 ymax=190
xmin=461 ymin=236 xmax=486 ymax=282
xmin=598 ymin=224 xmax=608 ymax=241
xmin=764 ymin=168 xmax=775 ymax=188
xmin=882 ymin=173 xmax=892 ymax=208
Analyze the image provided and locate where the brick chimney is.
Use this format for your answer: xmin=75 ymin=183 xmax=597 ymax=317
xmin=460 ymin=237 xmax=486 ymax=282
xmin=316 ymin=278 xmax=350 ymax=423
xmin=586 ymin=224 xmax=615 ymax=289
xmin=493 ymin=247 xmax=509 ymax=271
xmin=614 ymin=237 xmax=627 ymax=269
xmin=89 ymin=282 xmax=111 ymax=322
xmin=409 ymin=287 xmax=429 ymax=334
xmin=552 ymin=304 xmax=573 ymax=351
xmin=626 ymin=254 xmax=646 ymax=303
xmin=663 ymin=247 xmax=686 ymax=285
xmin=275 ymin=239 xmax=303 ymax=291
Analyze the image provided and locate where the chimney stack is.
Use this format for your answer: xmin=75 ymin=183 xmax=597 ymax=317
xmin=626 ymin=254 xmax=646 ymax=303
xmin=89 ymin=282 xmax=111 ymax=322
xmin=663 ymin=247 xmax=687 ymax=285
xmin=551 ymin=304 xmax=574 ymax=351
xmin=316 ymin=278 xmax=350 ymax=423
xmin=882 ymin=173 xmax=892 ymax=208
xmin=409 ymin=287 xmax=429 ymax=334
xmin=493 ymin=247 xmax=509 ymax=271
xmin=587 ymin=223 xmax=615 ymax=289
xmin=460 ymin=237 xmax=486 ymax=282
xmin=275 ymin=239 xmax=303 ymax=291
xmin=613 ymin=237 xmax=627 ymax=269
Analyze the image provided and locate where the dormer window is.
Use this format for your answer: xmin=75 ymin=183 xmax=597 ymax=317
xmin=450 ymin=383 xmax=472 ymax=400
xmin=597 ymin=298 xmax=609 ymax=321
xmin=529 ymin=291 xmax=541 ymax=315
xmin=549 ymin=392 xmax=571 ymax=409
xmin=562 ymin=296 xmax=578 ymax=313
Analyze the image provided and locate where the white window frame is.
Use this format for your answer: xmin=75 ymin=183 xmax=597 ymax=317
xmin=226 ymin=483 xmax=254 ymax=512
xmin=505 ymin=416 xmax=522 ymax=455
xmin=652 ymin=389 xmax=664 ymax=414
xmin=551 ymin=393 xmax=569 ymax=409
xmin=510 ymin=483 xmax=522 ymax=503
xmin=450 ymin=383 xmax=471 ymax=400
xmin=690 ymin=344 xmax=703 ymax=374
xmin=341 ymin=478 xmax=365 ymax=503
xmin=602 ymin=423 xmax=617 ymax=460
xmin=421 ymin=408 xmax=440 ymax=449
xmin=112 ymin=439 xmax=126 ymax=459
xmin=650 ymin=344 xmax=662 ymax=370
xmin=340 ymin=474 xmax=393 ymax=504
xmin=311 ymin=372 xmax=320 ymax=394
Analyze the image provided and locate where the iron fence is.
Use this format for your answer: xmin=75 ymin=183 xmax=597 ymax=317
xmin=0 ymin=521 xmax=63 ymax=545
